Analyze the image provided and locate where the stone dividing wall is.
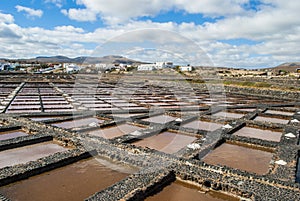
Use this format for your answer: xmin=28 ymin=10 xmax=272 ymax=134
xmin=0 ymin=134 xmax=53 ymax=152
xmin=82 ymin=103 xmax=300 ymax=200
xmin=86 ymin=169 xmax=176 ymax=201
xmin=0 ymin=76 xmax=300 ymax=200
xmin=224 ymin=77 xmax=300 ymax=88
xmin=175 ymin=161 xmax=300 ymax=201
xmin=0 ymin=149 xmax=92 ymax=187
xmin=1 ymin=103 xmax=299 ymax=199
xmin=189 ymin=82 xmax=300 ymax=100
xmin=225 ymin=85 xmax=300 ymax=101
xmin=82 ymin=136 xmax=300 ymax=200
xmin=2 ymin=113 xmax=298 ymax=200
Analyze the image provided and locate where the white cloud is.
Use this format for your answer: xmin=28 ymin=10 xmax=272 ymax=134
xmin=15 ymin=5 xmax=43 ymax=18
xmin=1 ymin=0 xmax=300 ymax=68
xmin=54 ymin=25 xmax=85 ymax=33
xmin=0 ymin=17 xmax=299 ymax=67
xmin=61 ymin=8 xmax=97 ymax=22
xmin=63 ymin=0 xmax=249 ymax=24
xmin=45 ymin=0 xmax=65 ymax=8
xmin=0 ymin=23 xmax=22 ymax=39
xmin=196 ymin=0 xmax=300 ymax=41
xmin=174 ymin=0 xmax=248 ymax=16
xmin=0 ymin=13 xmax=14 ymax=24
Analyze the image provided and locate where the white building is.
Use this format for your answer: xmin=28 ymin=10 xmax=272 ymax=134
xmin=63 ymin=63 xmax=80 ymax=73
xmin=95 ymin=63 xmax=115 ymax=70
xmin=95 ymin=63 xmax=107 ymax=69
xmin=138 ymin=61 xmax=173 ymax=71
xmin=54 ymin=64 xmax=62 ymax=69
xmin=19 ymin=63 xmax=40 ymax=67
xmin=40 ymin=67 xmax=54 ymax=74
xmin=179 ymin=66 xmax=192 ymax=72
xmin=119 ymin=63 xmax=127 ymax=68
xmin=155 ymin=62 xmax=173 ymax=69
xmin=137 ymin=64 xmax=157 ymax=71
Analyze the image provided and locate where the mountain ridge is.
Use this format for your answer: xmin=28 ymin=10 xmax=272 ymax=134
xmin=0 ymin=55 xmax=144 ymax=65
xmin=271 ymin=62 xmax=300 ymax=72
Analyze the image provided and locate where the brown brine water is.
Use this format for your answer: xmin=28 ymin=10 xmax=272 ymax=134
xmin=233 ymin=126 xmax=282 ymax=142
xmin=142 ymin=115 xmax=176 ymax=124
xmin=202 ymin=143 xmax=273 ymax=175
xmin=182 ymin=120 xmax=223 ymax=131
xmin=0 ymin=157 xmax=137 ymax=201
xmin=254 ymin=116 xmax=289 ymax=124
xmin=52 ymin=117 xmax=104 ymax=128
xmin=212 ymin=111 xmax=244 ymax=119
xmin=0 ymin=130 xmax=28 ymax=141
xmin=133 ymin=131 xmax=197 ymax=154
xmin=87 ymin=124 xmax=144 ymax=139
xmin=265 ymin=110 xmax=294 ymax=116
xmin=146 ymin=180 xmax=239 ymax=201
xmin=0 ymin=142 xmax=68 ymax=168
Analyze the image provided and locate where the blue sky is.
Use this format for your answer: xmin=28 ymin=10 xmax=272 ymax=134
xmin=0 ymin=0 xmax=299 ymax=68
xmin=0 ymin=0 xmax=101 ymax=31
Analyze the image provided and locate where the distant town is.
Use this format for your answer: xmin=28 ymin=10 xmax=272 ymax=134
xmin=1 ymin=55 xmax=300 ymax=78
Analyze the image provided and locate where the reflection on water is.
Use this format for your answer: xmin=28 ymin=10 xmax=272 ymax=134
xmin=146 ymin=180 xmax=239 ymax=201
xmin=235 ymin=108 xmax=256 ymax=112
xmin=233 ymin=127 xmax=282 ymax=142
xmin=265 ymin=110 xmax=294 ymax=116
xmin=202 ymin=143 xmax=273 ymax=175
xmin=87 ymin=124 xmax=144 ymax=139
xmin=0 ymin=130 xmax=28 ymax=141
xmin=254 ymin=116 xmax=289 ymax=124
xmin=212 ymin=112 xmax=244 ymax=119
xmin=133 ymin=131 xmax=197 ymax=154
xmin=182 ymin=120 xmax=223 ymax=131
xmin=0 ymin=157 xmax=136 ymax=201
xmin=143 ymin=115 xmax=176 ymax=124
xmin=110 ymin=113 xmax=144 ymax=118
xmin=0 ymin=142 xmax=68 ymax=168
xmin=52 ymin=117 xmax=104 ymax=129
xmin=30 ymin=116 xmax=59 ymax=121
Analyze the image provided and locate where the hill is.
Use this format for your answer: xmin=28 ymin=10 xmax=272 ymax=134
xmin=271 ymin=62 xmax=300 ymax=72
xmin=2 ymin=55 xmax=144 ymax=65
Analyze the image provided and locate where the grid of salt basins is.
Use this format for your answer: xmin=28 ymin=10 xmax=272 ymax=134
xmin=0 ymin=74 xmax=299 ymax=200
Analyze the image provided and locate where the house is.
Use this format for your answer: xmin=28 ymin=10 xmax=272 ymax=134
xmin=137 ymin=64 xmax=157 ymax=71
xmin=119 ymin=63 xmax=127 ymax=68
xmin=40 ymin=67 xmax=55 ymax=74
xmin=95 ymin=63 xmax=115 ymax=70
xmin=137 ymin=61 xmax=173 ymax=71
xmin=267 ymin=71 xmax=274 ymax=77
xmin=179 ymin=66 xmax=193 ymax=72
xmin=63 ymin=63 xmax=80 ymax=73
xmin=95 ymin=63 xmax=107 ymax=69
xmin=54 ymin=64 xmax=62 ymax=69
xmin=155 ymin=62 xmax=173 ymax=69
